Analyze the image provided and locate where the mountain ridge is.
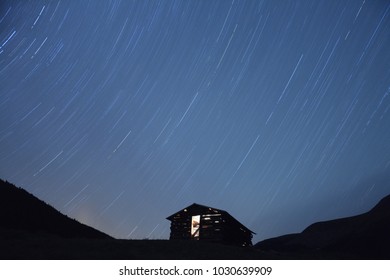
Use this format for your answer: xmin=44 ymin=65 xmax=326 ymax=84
xmin=0 ymin=179 xmax=111 ymax=240
xmin=255 ymin=194 xmax=390 ymax=259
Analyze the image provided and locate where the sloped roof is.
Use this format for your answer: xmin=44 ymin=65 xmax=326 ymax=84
xmin=166 ymin=203 xmax=255 ymax=234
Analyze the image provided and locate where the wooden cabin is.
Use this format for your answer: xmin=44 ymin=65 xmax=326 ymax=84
xmin=166 ymin=203 xmax=255 ymax=246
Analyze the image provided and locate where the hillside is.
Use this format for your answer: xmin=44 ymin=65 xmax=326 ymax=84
xmin=0 ymin=179 xmax=111 ymax=240
xmin=255 ymin=194 xmax=390 ymax=259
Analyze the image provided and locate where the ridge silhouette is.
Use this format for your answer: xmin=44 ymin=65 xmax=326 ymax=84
xmin=0 ymin=179 xmax=111 ymax=239
xmin=255 ymin=194 xmax=390 ymax=259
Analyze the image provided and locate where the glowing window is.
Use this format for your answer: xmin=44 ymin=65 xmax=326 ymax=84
xmin=191 ymin=215 xmax=200 ymax=238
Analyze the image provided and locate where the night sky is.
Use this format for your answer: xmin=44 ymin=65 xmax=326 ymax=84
xmin=1 ymin=0 xmax=390 ymax=243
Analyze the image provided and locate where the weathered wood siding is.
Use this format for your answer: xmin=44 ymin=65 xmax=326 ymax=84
xmin=167 ymin=204 xmax=254 ymax=246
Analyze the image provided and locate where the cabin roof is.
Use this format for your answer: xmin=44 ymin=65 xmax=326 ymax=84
xmin=166 ymin=203 xmax=256 ymax=234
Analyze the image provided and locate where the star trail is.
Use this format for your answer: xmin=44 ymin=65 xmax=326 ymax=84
xmin=1 ymin=0 xmax=390 ymax=242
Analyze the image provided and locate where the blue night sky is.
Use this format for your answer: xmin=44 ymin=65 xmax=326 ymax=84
xmin=1 ymin=0 xmax=390 ymax=243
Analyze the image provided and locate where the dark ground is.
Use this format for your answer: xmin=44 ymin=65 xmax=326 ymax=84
xmin=0 ymin=231 xmax=354 ymax=260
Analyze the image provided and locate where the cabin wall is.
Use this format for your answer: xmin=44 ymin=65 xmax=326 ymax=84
xmin=169 ymin=214 xmax=191 ymax=239
xmin=199 ymin=213 xmax=224 ymax=242
xmin=169 ymin=211 xmax=253 ymax=246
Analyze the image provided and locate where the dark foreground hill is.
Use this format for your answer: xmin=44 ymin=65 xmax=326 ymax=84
xmin=255 ymin=194 xmax=390 ymax=259
xmin=0 ymin=179 xmax=110 ymax=239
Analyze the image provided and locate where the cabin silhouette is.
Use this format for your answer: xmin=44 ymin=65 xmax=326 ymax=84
xmin=166 ymin=203 xmax=255 ymax=246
